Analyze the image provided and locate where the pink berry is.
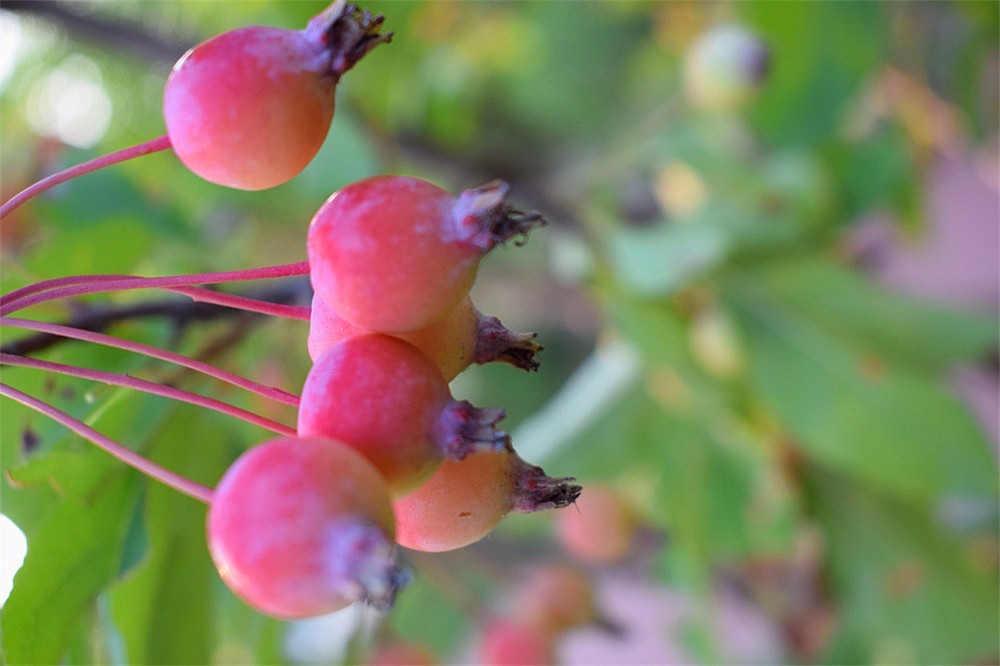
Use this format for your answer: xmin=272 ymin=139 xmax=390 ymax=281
xmin=308 ymin=294 xmax=542 ymax=381
xmin=393 ymin=449 xmax=580 ymax=552
xmin=555 ymin=484 xmax=637 ymax=564
xmin=478 ymin=618 xmax=554 ymax=666
xmin=510 ymin=563 xmax=606 ymax=636
xmin=297 ymin=334 xmax=510 ymax=497
xmin=307 ymin=176 xmax=545 ymax=333
xmin=164 ymin=3 xmax=389 ymax=190
xmin=206 ymin=436 xmax=404 ymax=618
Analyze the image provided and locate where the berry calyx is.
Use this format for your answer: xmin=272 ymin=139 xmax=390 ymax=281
xmin=304 ymin=0 xmax=392 ymax=78
xmin=308 ymin=294 xmax=542 ymax=380
xmin=297 ymin=334 xmax=512 ymax=497
xmin=474 ymin=310 xmax=543 ymax=373
xmin=394 ymin=448 xmax=581 ymax=552
xmin=207 ymin=436 xmax=404 ymax=618
xmin=307 ymin=176 xmax=546 ymax=333
xmin=452 ymin=180 xmax=547 ymax=252
xmin=163 ymin=2 xmax=390 ymax=190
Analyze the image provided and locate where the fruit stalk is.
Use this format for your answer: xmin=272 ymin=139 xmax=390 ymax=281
xmin=0 ymin=383 xmax=215 ymax=504
xmin=0 ymin=135 xmax=172 ymax=220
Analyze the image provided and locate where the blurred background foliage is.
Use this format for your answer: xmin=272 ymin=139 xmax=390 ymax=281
xmin=0 ymin=1 xmax=997 ymax=664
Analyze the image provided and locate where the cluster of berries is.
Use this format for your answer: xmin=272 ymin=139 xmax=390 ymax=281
xmin=210 ymin=175 xmax=582 ymax=618
xmin=2 ymin=0 xmax=581 ymax=623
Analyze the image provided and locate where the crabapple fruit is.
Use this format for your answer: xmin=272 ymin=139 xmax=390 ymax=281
xmin=555 ymin=484 xmax=637 ymax=563
xmin=308 ymin=294 xmax=542 ymax=381
xmin=297 ymin=334 xmax=511 ymax=497
xmin=478 ymin=617 xmax=554 ymax=666
xmin=684 ymin=23 xmax=770 ymax=112
xmin=510 ymin=563 xmax=615 ymax=636
xmin=308 ymin=176 xmax=546 ymax=333
xmin=164 ymin=2 xmax=390 ymax=190
xmin=393 ymin=449 xmax=580 ymax=552
xmin=206 ymin=436 xmax=404 ymax=618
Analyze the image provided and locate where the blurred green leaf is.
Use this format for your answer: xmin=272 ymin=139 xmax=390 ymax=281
xmin=811 ymin=470 xmax=999 ymax=665
xmin=497 ymin=3 xmax=650 ymax=141
xmin=389 ymin=564 xmax=474 ymax=656
xmin=108 ymin=405 xmax=233 ymax=666
xmin=825 ymin=125 xmax=921 ymax=226
xmin=745 ymin=1 xmax=890 ymax=147
xmin=42 ymin=159 xmax=192 ymax=240
xmin=738 ymin=257 xmax=998 ymax=371
xmin=730 ymin=270 xmax=997 ymax=501
xmin=608 ymin=221 xmax=729 ymax=297
xmin=1 ymin=468 xmax=141 ymax=665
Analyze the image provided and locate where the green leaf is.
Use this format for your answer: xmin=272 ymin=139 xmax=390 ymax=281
xmin=737 ymin=257 xmax=998 ymax=371
xmin=109 ymin=405 xmax=232 ymax=666
xmin=608 ymin=221 xmax=730 ymax=297
xmin=743 ymin=1 xmax=890 ymax=148
xmin=389 ymin=566 xmax=473 ymax=657
xmin=1 ymin=469 xmax=141 ymax=665
xmin=825 ymin=125 xmax=922 ymax=226
xmin=729 ymin=271 xmax=997 ymax=501
xmin=811 ymin=470 xmax=999 ymax=664
xmin=498 ymin=3 xmax=650 ymax=140
xmin=41 ymin=160 xmax=191 ymax=240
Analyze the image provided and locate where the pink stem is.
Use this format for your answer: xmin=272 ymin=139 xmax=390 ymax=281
xmin=0 ymin=262 xmax=310 ymax=316
xmin=168 ymin=286 xmax=311 ymax=320
xmin=2 ymin=275 xmax=127 ymax=306
xmin=0 ymin=353 xmax=296 ymax=437
xmin=0 ymin=382 xmax=215 ymax=504
xmin=0 ymin=317 xmax=300 ymax=407
xmin=1 ymin=135 xmax=173 ymax=220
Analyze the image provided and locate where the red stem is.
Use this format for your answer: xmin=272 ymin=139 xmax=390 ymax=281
xmin=2 ymin=275 xmax=126 ymax=306
xmin=168 ymin=286 xmax=310 ymax=320
xmin=0 ymin=353 xmax=296 ymax=437
xmin=0 ymin=317 xmax=300 ymax=407
xmin=0 ymin=135 xmax=173 ymax=220
xmin=0 ymin=262 xmax=310 ymax=316
xmin=0 ymin=383 xmax=215 ymax=504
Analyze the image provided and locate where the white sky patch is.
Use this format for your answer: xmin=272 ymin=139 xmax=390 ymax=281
xmin=1 ymin=514 xmax=28 ymax=607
